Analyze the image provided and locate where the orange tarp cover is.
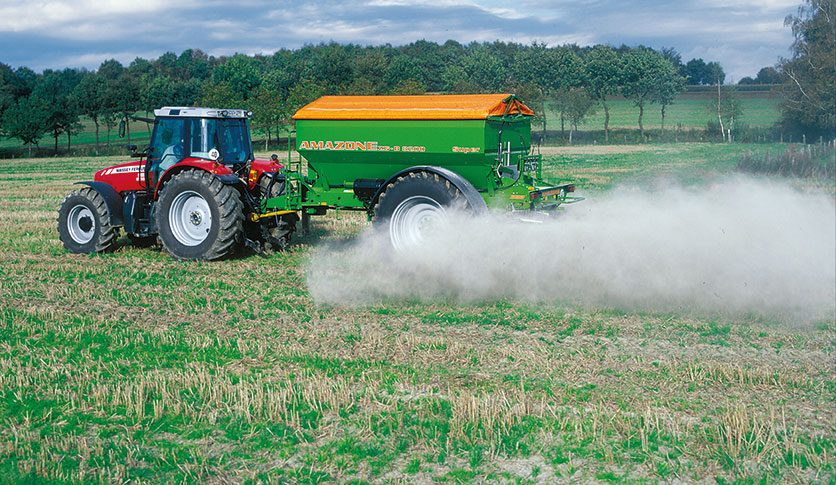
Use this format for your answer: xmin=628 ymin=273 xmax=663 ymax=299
xmin=292 ymin=94 xmax=534 ymax=120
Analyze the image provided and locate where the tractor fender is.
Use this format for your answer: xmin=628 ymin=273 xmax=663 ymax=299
xmin=154 ymin=162 xmax=242 ymax=198
xmin=75 ymin=181 xmax=124 ymax=227
xmin=369 ymin=166 xmax=488 ymax=214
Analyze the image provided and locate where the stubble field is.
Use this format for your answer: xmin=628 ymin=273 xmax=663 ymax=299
xmin=0 ymin=144 xmax=834 ymax=483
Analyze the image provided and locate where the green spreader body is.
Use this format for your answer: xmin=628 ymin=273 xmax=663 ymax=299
xmin=263 ymin=94 xmax=579 ymax=216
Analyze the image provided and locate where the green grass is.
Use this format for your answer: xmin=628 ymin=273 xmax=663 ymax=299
xmin=0 ymin=145 xmax=833 ymax=482
xmin=545 ymin=95 xmax=782 ymax=132
xmin=0 ymin=117 xmax=152 ymax=151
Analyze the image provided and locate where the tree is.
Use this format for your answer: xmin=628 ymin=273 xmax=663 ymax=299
xmin=564 ymin=88 xmax=597 ymax=144
xmin=199 ymin=82 xmax=240 ymax=109
xmin=385 ymin=55 xmax=428 ymax=92
xmin=584 ymin=45 xmax=621 ymax=141
xmin=755 ymin=67 xmax=782 ymax=84
xmin=73 ymin=74 xmax=107 ymax=153
xmin=512 ymin=44 xmax=583 ymax=135
xmin=660 ymin=47 xmax=687 ymax=78
xmin=352 ymin=49 xmax=389 ymax=94
xmin=459 ymin=44 xmax=506 ymax=93
xmin=709 ymin=86 xmax=743 ymax=141
xmin=105 ymin=73 xmax=140 ymax=144
xmin=250 ymin=71 xmax=291 ymax=149
xmin=213 ymin=54 xmax=261 ymax=102
xmin=287 ymin=78 xmax=326 ymax=113
xmin=685 ymin=58 xmax=708 ymax=84
xmin=652 ymin=65 xmax=686 ymax=131
xmin=140 ymin=75 xmax=174 ymax=116
xmin=389 ymin=79 xmax=425 ymax=95
xmin=621 ymin=48 xmax=679 ymax=138
xmin=35 ymin=69 xmax=81 ymax=153
xmin=514 ymin=83 xmax=546 ymax=136
xmin=2 ymin=96 xmax=49 ymax=157
xmin=778 ymin=0 xmax=835 ymax=138
xmin=312 ymin=43 xmax=354 ymax=92
xmin=98 ymin=59 xmax=124 ymax=81
xmin=706 ymin=61 xmax=725 ymax=86
xmin=442 ymin=64 xmax=478 ymax=93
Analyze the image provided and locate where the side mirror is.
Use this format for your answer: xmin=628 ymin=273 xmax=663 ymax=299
xmin=127 ymin=144 xmax=137 ymax=153
xmin=118 ymin=120 xmax=126 ymax=139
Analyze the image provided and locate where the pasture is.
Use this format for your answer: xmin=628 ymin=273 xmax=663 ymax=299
xmin=0 ymin=144 xmax=833 ymax=483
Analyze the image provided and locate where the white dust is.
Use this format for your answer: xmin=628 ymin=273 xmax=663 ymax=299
xmin=306 ymin=176 xmax=836 ymax=323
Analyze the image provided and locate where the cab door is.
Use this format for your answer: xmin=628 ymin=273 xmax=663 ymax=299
xmin=147 ymin=117 xmax=187 ymax=191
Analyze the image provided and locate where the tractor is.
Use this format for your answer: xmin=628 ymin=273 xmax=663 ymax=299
xmin=58 ymin=95 xmax=582 ymax=259
xmin=57 ymin=107 xmax=296 ymax=260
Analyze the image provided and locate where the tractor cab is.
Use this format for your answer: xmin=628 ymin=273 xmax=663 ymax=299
xmin=145 ymin=107 xmax=254 ymax=190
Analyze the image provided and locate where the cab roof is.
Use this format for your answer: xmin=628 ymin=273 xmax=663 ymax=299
xmin=154 ymin=107 xmax=252 ymax=119
xmin=292 ymin=94 xmax=534 ymax=121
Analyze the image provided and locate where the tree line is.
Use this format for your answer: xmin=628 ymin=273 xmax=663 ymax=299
xmin=0 ymin=42 xmax=708 ymax=154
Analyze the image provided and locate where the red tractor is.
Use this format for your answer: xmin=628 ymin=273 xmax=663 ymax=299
xmin=57 ymin=107 xmax=297 ymax=260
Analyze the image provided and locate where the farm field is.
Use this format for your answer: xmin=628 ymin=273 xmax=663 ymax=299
xmin=544 ymin=92 xmax=782 ymax=132
xmin=0 ymin=117 xmax=152 ymax=152
xmin=1 ymin=144 xmax=834 ymax=483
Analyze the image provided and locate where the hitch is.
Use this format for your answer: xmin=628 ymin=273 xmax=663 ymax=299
xmin=248 ymin=210 xmax=297 ymax=222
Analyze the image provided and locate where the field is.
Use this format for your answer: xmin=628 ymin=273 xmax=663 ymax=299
xmin=544 ymin=91 xmax=782 ymax=132
xmin=1 ymin=144 xmax=834 ymax=483
xmin=0 ymin=118 xmax=152 ymax=152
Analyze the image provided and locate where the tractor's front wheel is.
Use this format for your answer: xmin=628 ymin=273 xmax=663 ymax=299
xmin=57 ymin=187 xmax=119 ymax=254
xmin=373 ymin=171 xmax=466 ymax=251
xmin=154 ymin=170 xmax=243 ymax=260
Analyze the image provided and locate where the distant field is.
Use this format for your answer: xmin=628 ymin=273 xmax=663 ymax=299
xmin=546 ymin=91 xmax=782 ymax=132
xmin=0 ymin=117 xmax=152 ymax=151
xmin=0 ymin=144 xmax=833 ymax=483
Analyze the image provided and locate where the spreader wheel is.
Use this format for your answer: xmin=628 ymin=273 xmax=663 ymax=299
xmin=57 ymin=187 xmax=119 ymax=254
xmin=154 ymin=170 xmax=243 ymax=260
xmin=373 ymin=171 xmax=467 ymax=250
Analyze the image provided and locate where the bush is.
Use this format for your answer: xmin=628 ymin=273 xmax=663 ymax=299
xmin=736 ymin=144 xmax=835 ymax=178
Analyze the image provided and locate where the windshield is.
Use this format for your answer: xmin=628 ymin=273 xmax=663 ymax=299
xmin=189 ymin=118 xmax=252 ymax=164
xmin=150 ymin=116 xmax=253 ymax=170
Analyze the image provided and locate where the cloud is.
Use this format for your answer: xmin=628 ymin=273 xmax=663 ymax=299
xmin=0 ymin=0 xmax=796 ymax=81
xmin=0 ymin=0 xmax=195 ymax=33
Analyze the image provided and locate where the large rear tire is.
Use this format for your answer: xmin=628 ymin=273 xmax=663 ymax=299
xmin=154 ymin=170 xmax=243 ymax=260
xmin=57 ymin=187 xmax=119 ymax=254
xmin=373 ymin=171 xmax=467 ymax=250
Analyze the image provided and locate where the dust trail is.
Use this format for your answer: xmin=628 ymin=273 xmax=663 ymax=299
xmin=306 ymin=176 xmax=836 ymax=323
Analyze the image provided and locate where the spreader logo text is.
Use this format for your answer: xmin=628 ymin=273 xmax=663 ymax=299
xmin=299 ymin=140 xmax=426 ymax=153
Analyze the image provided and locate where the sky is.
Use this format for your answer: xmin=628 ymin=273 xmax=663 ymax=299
xmin=0 ymin=0 xmax=801 ymax=82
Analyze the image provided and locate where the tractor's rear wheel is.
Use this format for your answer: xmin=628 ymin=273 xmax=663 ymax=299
xmin=57 ymin=187 xmax=119 ymax=254
xmin=154 ymin=170 xmax=243 ymax=260
xmin=373 ymin=171 xmax=466 ymax=250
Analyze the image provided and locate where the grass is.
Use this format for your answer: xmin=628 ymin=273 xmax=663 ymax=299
xmin=0 ymin=117 xmax=152 ymax=152
xmin=0 ymin=145 xmax=833 ymax=482
xmin=544 ymin=91 xmax=782 ymax=132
